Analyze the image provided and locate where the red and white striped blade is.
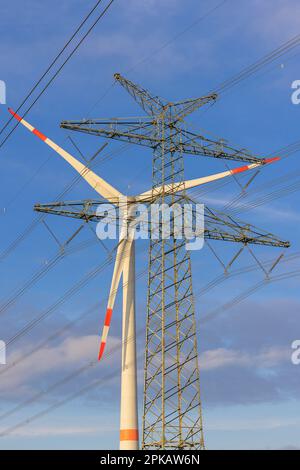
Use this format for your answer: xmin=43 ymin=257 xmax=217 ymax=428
xmin=98 ymin=307 xmax=113 ymax=361
xmin=137 ymin=157 xmax=280 ymax=201
xmin=8 ymin=108 xmax=123 ymax=204
xmin=98 ymin=239 xmax=128 ymax=361
xmin=229 ymin=157 xmax=280 ymax=175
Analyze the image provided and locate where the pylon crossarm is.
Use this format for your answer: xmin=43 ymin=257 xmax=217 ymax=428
xmin=34 ymin=199 xmax=290 ymax=249
xmin=114 ymin=73 xmax=165 ymax=116
xmin=34 ymin=200 xmax=119 ymax=224
xmin=202 ymin=206 xmax=290 ymax=248
xmin=61 ymin=116 xmax=154 ymax=130
xmin=60 ymin=117 xmax=183 ymax=149
xmin=61 ymin=120 xmax=160 ymax=148
xmin=178 ymin=128 xmax=269 ymax=164
xmin=169 ymin=93 xmax=218 ymax=123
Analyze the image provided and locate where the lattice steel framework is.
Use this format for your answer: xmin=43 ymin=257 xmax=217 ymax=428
xmin=57 ymin=74 xmax=290 ymax=449
xmin=141 ymin=118 xmax=205 ymax=449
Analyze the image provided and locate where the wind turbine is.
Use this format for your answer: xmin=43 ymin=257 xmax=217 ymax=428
xmin=9 ymin=108 xmax=278 ymax=450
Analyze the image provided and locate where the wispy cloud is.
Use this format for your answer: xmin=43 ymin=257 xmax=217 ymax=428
xmin=200 ymin=346 xmax=290 ymax=371
xmin=82 ymin=31 xmax=215 ymax=77
xmin=0 ymin=334 xmax=121 ymax=397
xmin=207 ymin=415 xmax=300 ymax=431
xmin=3 ymin=425 xmax=105 ymax=438
xmin=250 ymin=0 xmax=300 ymax=43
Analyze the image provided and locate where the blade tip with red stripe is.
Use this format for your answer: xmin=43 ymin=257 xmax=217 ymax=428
xmin=98 ymin=342 xmax=106 ymax=361
xmin=8 ymin=108 xmax=22 ymax=122
xmin=263 ymin=157 xmax=280 ymax=164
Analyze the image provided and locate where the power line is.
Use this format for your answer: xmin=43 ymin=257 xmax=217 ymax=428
xmin=1 ymin=243 xmax=148 ymax=355
xmin=4 ymin=1 xmax=300 ymax=223
xmin=0 ymin=0 xmax=115 ymax=151
xmin=0 ymin=0 xmax=117 ymax=222
xmin=0 ymin=331 xmax=138 ymax=424
xmin=0 ymin=237 xmax=100 ymax=317
xmin=212 ymin=33 xmax=300 ymax=95
xmin=221 ymin=149 xmax=300 ymax=213
xmin=2 ymin=0 xmax=224 ymax=210
xmin=229 ymin=179 xmax=300 ymax=217
xmin=1 ymin=3 xmax=298 ymax=438
xmin=3 ymin=259 xmax=113 ymax=350
xmin=1 ymin=249 xmax=299 ymax=385
xmin=0 ymin=302 xmax=99 ymax=378
xmin=0 ymin=246 xmax=148 ymax=381
xmin=198 ymin=251 xmax=300 ymax=296
xmin=87 ymin=0 xmax=230 ymax=115
xmin=1 ymin=221 xmax=297 ymax=388
xmin=0 ymin=271 xmax=150 ymax=426
xmin=0 ymin=205 xmax=296 ymax=432
xmin=0 ymin=0 xmax=106 ymax=140
xmin=0 ymin=141 xmax=129 ymax=263
xmin=1 ymin=262 xmax=299 ymax=438
xmin=0 ymin=350 xmax=144 ymax=439
xmin=201 ymin=267 xmax=300 ymax=324
xmin=4 ymin=1 xmax=299 ymax=252
xmin=189 ymin=141 xmax=300 ymax=218
xmin=221 ymin=143 xmax=300 ymax=214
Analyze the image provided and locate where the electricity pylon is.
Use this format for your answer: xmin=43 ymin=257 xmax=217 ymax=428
xmin=12 ymin=74 xmax=290 ymax=450
xmin=59 ymin=74 xmax=290 ymax=449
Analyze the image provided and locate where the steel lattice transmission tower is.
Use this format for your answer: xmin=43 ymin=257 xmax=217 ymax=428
xmin=43 ymin=73 xmax=289 ymax=449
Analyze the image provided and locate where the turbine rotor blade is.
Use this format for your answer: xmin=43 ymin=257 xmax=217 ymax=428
xmin=136 ymin=158 xmax=279 ymax=201
xmin=8 ymin=109 xmax=123 ymax=205
xmin=98 ymin=238 xmax=132 ymax=361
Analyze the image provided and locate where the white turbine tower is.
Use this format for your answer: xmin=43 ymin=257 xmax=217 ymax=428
xmin=9 ymin=108 xmax=278 ymax=450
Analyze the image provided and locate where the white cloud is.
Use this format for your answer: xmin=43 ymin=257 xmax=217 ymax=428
xmin=83 ymin=31 xmax=214 ymax=77
xmin=250 ymin=0 xmax=300 ymax=42
xmin=197 ymin=191 xmax=300 ymax=223
xmin=207 ymin=415 xmax=300 ymax=431
xmin=5 ymin=425 xmax=103 ymax=438
xmin=122 ymin=0 xmax=181 ymax=18
xmin=200 ymin=346 xmax=290 ymax=371
xmin=0 ymin=334 xmax=121 ymax=395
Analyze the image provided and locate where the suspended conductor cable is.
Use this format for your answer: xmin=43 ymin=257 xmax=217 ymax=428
xmin=0 ymin=0 xmax=106 ymax=140
xmin=0 ymin=0 xmax=115 ymax=150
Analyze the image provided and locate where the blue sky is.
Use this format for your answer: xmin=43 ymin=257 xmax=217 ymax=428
xmin=0 ymin=0 xmax=300 ymax=450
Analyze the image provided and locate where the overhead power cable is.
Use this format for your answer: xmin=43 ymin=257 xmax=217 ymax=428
xmin=0 ymin=243 xmax=148 ymax=355
xmin=0 ymin=236 xmax=100 ymax=317
xmin=0 ymin=0 xmax=106 ymax=141
xmin=0 ymin=350 xmax=144 ymax=439
xmin=1 ymin=264 xmax=300 ymax=437
xmin=212 ymin=32 xmax=300 ymax=95
xmin=0 ymin=141 xmax=129 ymax=263
xmin=3 ymin=0 xmax=227 ymax=213
xmin=1 ymin=247 xmax=299 ymax=425
xmin=0 ymin=0 xmax=115 ymax=151
xmin=3 ymin=1 xmax=299 ymax=260
xmin=201 ymin=267 xmax=300 ymax=324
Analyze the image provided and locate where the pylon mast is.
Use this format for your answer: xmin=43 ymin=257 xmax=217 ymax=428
xmin=41 ymin=73 xmax=290 ymax=450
